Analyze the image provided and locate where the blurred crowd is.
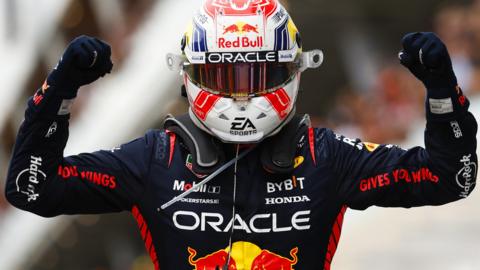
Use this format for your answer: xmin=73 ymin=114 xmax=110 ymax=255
xmin=0 ymin=0 xmax=479 ymax=269
xmin=323 ymin=1 xmax=480 ymax=143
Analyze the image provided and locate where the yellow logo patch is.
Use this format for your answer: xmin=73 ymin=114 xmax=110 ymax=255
xmin=364 ymin=142 xmax=380 ymax=152
xmin=294 ymin=156 xmax=304 ymax=168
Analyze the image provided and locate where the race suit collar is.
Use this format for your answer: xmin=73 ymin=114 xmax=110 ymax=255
xmin=163 ymin=114 xmax=311 ymax=175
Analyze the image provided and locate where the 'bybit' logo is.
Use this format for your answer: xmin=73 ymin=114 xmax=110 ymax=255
xmin=266 ymin=176 xmax=306 ymax=193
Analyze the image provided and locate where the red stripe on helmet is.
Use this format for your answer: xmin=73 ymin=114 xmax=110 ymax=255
xmin=264 ymin=88 xmax=291 ymax=120
xmin=193 ymin=90 xmax=221 ymax=121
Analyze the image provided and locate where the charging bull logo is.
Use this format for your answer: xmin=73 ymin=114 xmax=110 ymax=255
xmin=204 ymin=0 xmax=277 ymax=17
xmin=242 ymin=23 xmax=259 ymax=33
xmin=188 ymin=241 xmax=298 ymax=270
xmin=253 ymin=247 xmax=298 ymax=269
xmin=223 ymin=23 xmax=259 ymax=34
xmin=224 ymin=24 xmax=241 ymax=34
xmin=188 ymin=248 xmax=236 ymax=270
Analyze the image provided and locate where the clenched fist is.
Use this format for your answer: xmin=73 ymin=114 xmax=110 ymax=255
xmin=47 ymin=35 xmax=113 ymax=98
xmin=398 ymin=32 xmax=457 ymax=89
xmin=399 ymin=32 xmax=470 ymax=121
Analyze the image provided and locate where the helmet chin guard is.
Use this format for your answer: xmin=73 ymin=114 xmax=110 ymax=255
xmin=188 ymin=105 xmax=297 ymax=144
xmin=166 ymin=0 xmax=323 ymax=144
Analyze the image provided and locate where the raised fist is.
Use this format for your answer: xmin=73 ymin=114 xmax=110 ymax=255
xmin=47 ymin=35 xmax=113 ymax=97
xmin=399 ymin=32 xmax=457 ymax=89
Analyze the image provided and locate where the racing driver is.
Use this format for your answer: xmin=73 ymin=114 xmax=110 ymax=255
xmin=5 ymin=0 xmax=478 ymax=269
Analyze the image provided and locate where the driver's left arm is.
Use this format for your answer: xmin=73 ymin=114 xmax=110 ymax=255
xmin=328 ymin=32 xmax=477 ymax=210
xmin=326 ymin=110 xmax=476 ymax=210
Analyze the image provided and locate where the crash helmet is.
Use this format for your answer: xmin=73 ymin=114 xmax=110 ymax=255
xmin=167 ymin=0 xmax=323 ymax=143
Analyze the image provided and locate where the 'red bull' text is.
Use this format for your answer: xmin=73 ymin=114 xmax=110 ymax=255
xmin=218 ymin=36 xmax=264 ymax=49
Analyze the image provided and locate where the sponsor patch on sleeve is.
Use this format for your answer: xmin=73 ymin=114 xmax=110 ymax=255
xmin=456 ymin=154 xmax=477 ymax=198
xmin=57 ymin=99 xmax=75 ymax=115
xmin=16 ymin=156 xmax=45 ymax=202
xmin=429 ymin=98 xmax=454 ymax=114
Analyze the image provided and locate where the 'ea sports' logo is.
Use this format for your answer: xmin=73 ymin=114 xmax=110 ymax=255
xmin=230 ymin=117 xmax=257 ymax=136
xmin=231 ymin=117 xmax=256 ymax=130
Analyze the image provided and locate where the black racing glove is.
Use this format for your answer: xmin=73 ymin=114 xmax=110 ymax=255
xmin=399 ymin=32 xmax=468 ymax=121
xmin=28 ymin=35 xmax=113 ymax=118
xmin=47 ymin=35 xmax=113 ymax=98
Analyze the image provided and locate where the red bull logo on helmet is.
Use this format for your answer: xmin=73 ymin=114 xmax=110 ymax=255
xmin=223 ymin=23 xmax=241 ymax=34
xmin=188 ymin=241 xmax=298 ymax=270
xmin=218 ymin=36 xmax=264 ymax=49
xmin=219 ymin=22 xmax=264 ymax=49
xmin=223 ymin=23 xmax=259 ymax=34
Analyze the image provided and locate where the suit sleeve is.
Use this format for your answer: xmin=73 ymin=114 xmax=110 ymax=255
xmin=4 ymin=85 xmax=157 ymax=217
xmin=327 ymin=96 xmax=477 ymax=210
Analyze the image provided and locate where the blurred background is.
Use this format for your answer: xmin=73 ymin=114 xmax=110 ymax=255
xmin=0 ymin=0 xmax=479 ymax=269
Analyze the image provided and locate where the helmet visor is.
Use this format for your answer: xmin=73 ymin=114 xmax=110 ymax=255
xmin=184 ymin=62 xmax=298 ymax=98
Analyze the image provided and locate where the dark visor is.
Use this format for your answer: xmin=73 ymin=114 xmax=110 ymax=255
xmin=184 ymin=62 xmax=298 ymax=98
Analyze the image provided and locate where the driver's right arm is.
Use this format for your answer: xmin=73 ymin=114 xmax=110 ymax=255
xmin=4 ymin=36 xmax=157 ymax=217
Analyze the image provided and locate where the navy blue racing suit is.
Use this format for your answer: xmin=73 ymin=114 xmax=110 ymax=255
xmin=5 ymin=83 xmax=477 ymax=270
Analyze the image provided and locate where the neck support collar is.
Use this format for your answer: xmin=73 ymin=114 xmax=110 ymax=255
xmin=163 ymin=114 xmax=311 ymax=175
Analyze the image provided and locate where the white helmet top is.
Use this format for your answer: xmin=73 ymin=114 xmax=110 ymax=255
xmin=167 ymin=0 xmax=323 ymax=143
